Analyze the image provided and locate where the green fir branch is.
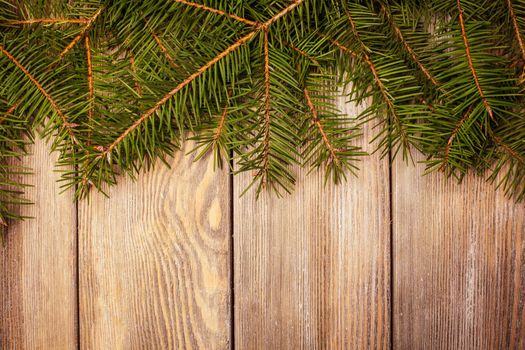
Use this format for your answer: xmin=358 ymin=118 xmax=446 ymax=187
xmin=0 ymin=0 xmax=524 ymax=225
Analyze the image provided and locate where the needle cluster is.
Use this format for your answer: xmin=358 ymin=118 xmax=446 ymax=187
xmin=1 ymin=0 xmax=524 ymax=223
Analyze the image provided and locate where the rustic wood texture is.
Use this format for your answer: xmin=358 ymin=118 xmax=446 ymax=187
xmin=0 ymin=137 xmax=77 ymax=349
xmin=3 ymin=114 xmax=525 ymax=350
xmin=393 ymin=152 xmax=525 ymax=349
xmin=78 ymin=143 xmax=231 ymax=349
xmin=233 ymin=97 xmax=391 ymax=349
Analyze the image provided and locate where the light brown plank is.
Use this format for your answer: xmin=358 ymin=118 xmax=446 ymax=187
xmin=0 ymin=137 xmax=77 ymax=349
xmin=393 ymin=152 xmax=525 ymax=349
xmin=234 ymin=97 xmax=391 ymax=349
xmin=79 ymin=142 xmax=231 ymax=349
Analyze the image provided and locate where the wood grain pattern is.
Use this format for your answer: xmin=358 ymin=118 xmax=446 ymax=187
xmin=79 ymin=142 xmax=231 ymax=349
xmin=233 ymin=97 xmax=391 ymax=349
xmin=393 ymin=152 xmax=525 ymax=349
xmin=0 ymin=137 xmax=77 ymax=349
xmin=3 ymin=106 xmax=525 ymax=350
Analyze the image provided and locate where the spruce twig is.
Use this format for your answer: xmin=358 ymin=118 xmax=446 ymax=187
xmin=379 ymin=3 xmax=440 ymax=86
xmin=345 ymin=9 xmax=410 ymax=149
xmin=85 ymin=36 xmax=94 ymax=144
xmin=98 ymin=0 xmax=305 ymax=158
xmin=303 ymin=87 xmax=341 ymax=168
xmin=0 ymin=0 xmax=525 ymax=216
xmin=0 ymin=45 xmax=77 ymax=142
xmin=457 ymin=0 xmax=493 ymax=118
xmin=172 ymin=0 xmax=259 ymax=27
xmin=506 ymin=0 xmax=525 ymax=61
xmin=58 ymin=7 xmax=104 ymax=60
xmin=260 ymin=28 xmax=272 ymax=188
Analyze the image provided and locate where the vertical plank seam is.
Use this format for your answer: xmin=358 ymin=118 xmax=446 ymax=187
xmin=75 ymin=166 xmax=81 ymax=350
xmin=388 ymin=146 xmax=394 ymax=350
xmin=229 ymin=154 xmax=235 ymax=350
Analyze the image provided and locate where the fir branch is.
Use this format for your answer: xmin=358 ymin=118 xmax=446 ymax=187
xmin=97 ymin=0 xmax=304 ymax=159
xmin=325 ymin=36 xmax=357 ymax=59
xmin=288 ymin=43 xmax=320 ymax=65
xmin=5 ymin=103 xmax=17 ymax=115
xmin=213 ymin=104 xmax=228 ymax=147
xmin=2 ymin=19 xmax=90 ymax=25
xmin=190 ymin=98 xmax=232 ymax=169
xmin=485 ymin=120 xmax=525 ymax=201
xmin=457 ymin=0 xmax=493 ymax=118
xmin=481 ymin=121 xmax=525 ymax=166
xmin=82 ymin=33 xmax=95 ymax=190
xmin=85 ymin=36 xmax=94 ymax=144
xmin=379 ymin=4 xmax=439 ymax=86
xmin=506 ymin=0 xmax=525 ymax=61
xmin=441 ymin=106 xmax=473 ymax=170
xmin=0 ymin=45 xmax=77 ymax=142
xmin=150 ymin=29 xmax=180 ymax=68
xmin=173 ymin=0 xmax=259 ymax=27
xmin=344 ymin=10 xmax=371 ymax=54
xmin=260 ymin=29 xmax=272 ymax=187
xmin=303 ymin=87 xmax=340 ymax=167
xmin=58 ymin=7 xmax=104 ymax=60
xmin=0 ymin=98 xmax=32 ymax=225
xmin=2 ymin=103 xmax=19 ymax=124
xmin=345 ymin=9 xmax=409 ymax=149
xmin=265 ymin=0 xmax=304 ymax=26
xmin=3 ymin=0 xmax=525 ymax=206
xmin=329 ymin=34 xmax=409 ymax=150
xmin=100 ymin=30 xmax=256 ymax=158
xmin=493 ymin=134 xmax=525 ymax=164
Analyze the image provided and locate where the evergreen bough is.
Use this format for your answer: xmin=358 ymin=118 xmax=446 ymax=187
xmin=1 ymin=0 xmax=525 ymax=223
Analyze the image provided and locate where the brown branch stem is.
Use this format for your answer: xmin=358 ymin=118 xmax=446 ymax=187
xmin=5 ymin=103 xmax=18 ymax=115
xmin=2 ymin=19 xmax=90 ymax=25
xmin=59 ymin=7 xmax=104 ymax=60
xmin=213 ymin=105 xmax=228 ymax=145
xmin=379 ymin=4 xmax=439 ymax=86
xmin=457 ymin=0 xmax=493 ymax=118
xmin=129 ymin=54 xmax=142 ymax=95
xmin=288 ymin=43 xmax=320 ymax=65
xmin=0 ymin=101 xmax=20 ymax=125
xmin=0 ymin=45 xmax=76 ymax=142
xmin=173 ymin=0 xmax=259 ymax=27
xmin=85 ymin=37 xmax=94 ymax=144
xmin=304 ymin=87 xmax=340 ymax=166
xmin=441 ymin=106 xmax=473 ymax=169
xmin=507 ymin=0 xmax=525 ymax=61
xmin=261 ymin=29 xmax=271 ymax=185
xmin=489 ymin=130 xmax=525 ymax=164
xmin=150 ymin=30 xmax=180 ymax=68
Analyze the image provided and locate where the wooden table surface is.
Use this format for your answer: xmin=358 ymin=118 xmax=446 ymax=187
xmin=1 ymin=97 xmax=524 ymax=349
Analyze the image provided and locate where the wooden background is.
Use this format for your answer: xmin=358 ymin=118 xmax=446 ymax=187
xmin=1 ymin=97 xmax=524 ymax=349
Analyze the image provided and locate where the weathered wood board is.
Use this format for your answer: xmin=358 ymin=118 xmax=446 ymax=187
xmin=0 ymin=138 xmax=77 ymax=349
xmin=78 ymin=144 xmax=231 ymax=349
xmin=393 ymin=153 xmax=525 ymax=349
xmin=1 ymin=116 xmax=525 ymax=350
xmin=233 ymin=97 xmax=391 ymax=349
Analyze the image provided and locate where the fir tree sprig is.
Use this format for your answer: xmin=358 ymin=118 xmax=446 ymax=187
xmin=1 ymin=0 xmax=525 ymax=224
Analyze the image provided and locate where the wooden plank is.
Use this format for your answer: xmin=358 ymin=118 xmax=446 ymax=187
xmin=233 ymin=97 xmax=391 ymax=349
xmin=393 ymin=152 xmax=525 ymax=349
xmin=0 ymin=137 xmax=77 ymax=349
xmin=79 ymin=142 xmax=231 ymax=349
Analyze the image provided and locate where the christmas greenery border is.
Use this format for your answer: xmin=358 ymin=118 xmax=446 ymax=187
xmin=0 ymin=0 xmax=524 ymax=223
